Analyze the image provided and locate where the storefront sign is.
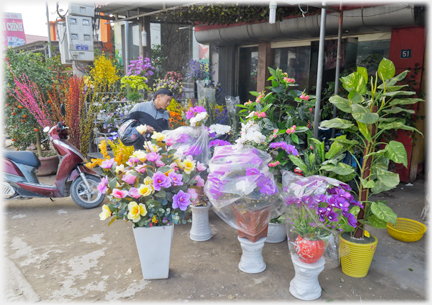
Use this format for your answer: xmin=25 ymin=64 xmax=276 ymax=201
xmin=3 ymin=12 xmax=26 ymax=49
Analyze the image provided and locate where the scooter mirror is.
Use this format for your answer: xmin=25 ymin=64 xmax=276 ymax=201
xmin=43 ymin=126 xmax=50 ymax=133
xmin=60 ymin=104 xmax=66 ymax=116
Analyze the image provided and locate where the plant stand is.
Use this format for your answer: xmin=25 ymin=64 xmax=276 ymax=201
xmin=237 ymin=236 xmax=267 ymax=273
xmin=190 ymin=202 xmax=212 ymax=241
xmin=133 ymin=225 xmax=174 ymax=280
xmin=289 ymin=255 xmax=325 ymax=301
xmin=265 ymin=223 xmax=287 ymax=243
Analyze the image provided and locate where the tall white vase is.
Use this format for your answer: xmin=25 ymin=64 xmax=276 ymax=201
xmin=132 ymin=225 xmax=174 ymax=280
xmin=289 ymin=255 xmax=325 ymax=300
xmin=237 ymin=236 xmax=267 ymax=273
xmin=265 ymin=223 xmax=287 ymax=243
xmin=190 ymin=202 xmax=212 ymax=241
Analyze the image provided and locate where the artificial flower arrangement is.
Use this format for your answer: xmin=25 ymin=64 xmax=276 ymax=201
xmin=281 ymin=170 xmax=360 ymax=267
xmin=98 ymin=130 xmax=207 ymax=228
xmin=153 ymin=71 xmax=184 ymax=100
xmin=204 ymin=144 xmax=284 ymax=242
xmin=85 ymin=139 xmax=134 ymax=169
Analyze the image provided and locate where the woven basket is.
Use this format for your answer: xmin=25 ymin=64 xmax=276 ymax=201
xmin=386 ymin=218 xmax=427 ymax=242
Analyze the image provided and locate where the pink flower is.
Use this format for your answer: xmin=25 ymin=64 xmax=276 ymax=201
xmin=197 ymin=162 xmax=207 ymax=172
xmin=128 ymin=187 xmax=141 ymax=199
xmin=187 ymin=188 xmax=198 ymax=202
xmin=112 ymin=189 xmax=129 ymax=199
xmin=286 ymin=129 xmax=292 ymax=134
xmin=100 ymin=159 xmax=115 ymax=169
xmin=165 ymin=137 xmax=175 ymax=146
xmin=135 ymin=165 xmax=147 ymax=174
xmin=309 ymin=107 xmax=313 ymax=112
xmin=122 ymin=174 xmax=136 ymax=185
xmin=194 ymin=175 xmax=205 ymax=187
xmin=300 ymin=95 xmax=305 ymax=100
xmin=304 ymin=95 xmax=310 ymax=101
xmin=146 ymin=152 xmax=161 ymax=162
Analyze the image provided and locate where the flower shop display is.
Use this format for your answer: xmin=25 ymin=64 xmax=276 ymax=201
xmin=153 ymin=71 xmax=184 ymax=100
xmin=120 ymin=75 xmax=150 ymax=102
xmin=98 ymin=137 xmax=205 ymax=279
xmin=204 ymin=144 xmax=284 ymax=273
xmin=163 ymin=106 xmax=211 ymax=166
xmin=321 ymin=58 xmax=423 ymax=278
xmin=282 ymin=170 xmax=359 ymax=300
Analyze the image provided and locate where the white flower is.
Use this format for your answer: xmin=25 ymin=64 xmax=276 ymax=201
xmin=209 ymin=124 xmax=231 ymax=135
xmin=235 ymin=179 xmax=256 ymax=195
xmin=136 ymin=124 xmax=147 ymax=134
xmin=190 ymin=117 xmax=197 ymax=126
xmin=195 ymin=112 xmax=208 ymax=122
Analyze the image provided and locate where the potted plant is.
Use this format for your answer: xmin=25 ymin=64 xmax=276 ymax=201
xmin=282 ymin=171 xmax=359 ymax=300
xmin=97 ymin=131 xmax=205 ymax=280
xmin=120 ymin=75 xmax=150 ymax=102
xmin=321 ymin=58 xmax=423 ymax=278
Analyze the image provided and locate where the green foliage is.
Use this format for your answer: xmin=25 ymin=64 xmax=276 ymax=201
xmin=324 ymin=58 xmax=423 ymax=237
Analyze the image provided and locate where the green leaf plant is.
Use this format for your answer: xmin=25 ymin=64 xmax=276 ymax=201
xmin=320 ymin=58 xmax=423 ymax=239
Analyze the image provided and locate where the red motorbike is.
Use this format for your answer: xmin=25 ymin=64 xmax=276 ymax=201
xmin=2 ymin=109 xmax=105 ymax=209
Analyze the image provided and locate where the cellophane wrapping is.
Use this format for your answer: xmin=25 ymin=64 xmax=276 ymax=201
xmin=163 ymin=125 xmax=210 ymax=166
xmin=282 ymin=170 xmax=350 ymax=269
xmin=204 ymin=145 xmax=284 ymax=238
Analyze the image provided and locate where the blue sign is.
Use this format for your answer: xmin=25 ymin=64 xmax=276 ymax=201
xmin=401 ymin=49 xmax=411 ymax=59
xmin=76 ymin=44 xmax=89 ymax=51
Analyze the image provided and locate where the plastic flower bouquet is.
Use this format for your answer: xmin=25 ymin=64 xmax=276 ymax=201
xmin=204 ymin=145 xmax=284 ymax=242
xmin=282 ymin=170 xmax=360 ymax=268
xmin=97 ymin=132 xmax=206 ymax=228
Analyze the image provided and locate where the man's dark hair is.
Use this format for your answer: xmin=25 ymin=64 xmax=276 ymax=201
xmin=155 ymin=88 xmax=173 ymax=97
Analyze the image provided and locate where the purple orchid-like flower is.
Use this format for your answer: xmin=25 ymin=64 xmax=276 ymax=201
xmin=152 ymin=171 xmax=171 ymax=191
xmin=168 ymin=172 xmax=184 ymax=186
xmin=172 ymin=190 xmax=191 ymax=211
xmin=187 ymin=145 xmax=202 ymax=156
xmin=209 ymin=139 xmax=230 ymax=148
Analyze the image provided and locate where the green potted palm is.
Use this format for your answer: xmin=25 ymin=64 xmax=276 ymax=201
xmin=321 ymin=58 xmax=423 ymax=277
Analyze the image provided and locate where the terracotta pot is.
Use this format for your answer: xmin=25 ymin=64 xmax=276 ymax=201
xmin=294 ymin=235 xmax=325 ymax=264
xmin=37 ymin=155 xmax=59 ymax=176
xmin=232 ymin=205 xmax=271 ymax=243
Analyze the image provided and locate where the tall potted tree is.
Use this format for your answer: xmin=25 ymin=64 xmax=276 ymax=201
xmin=321 ymin=58 xmax=423 ymax=277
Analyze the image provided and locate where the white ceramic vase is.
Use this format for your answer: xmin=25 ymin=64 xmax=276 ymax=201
xmin=265 ymin=223 xmax=287 ymax=243
xmin=289 ymin=255 xmax=325 ymax=300
xmin=190 ymin=202 xmax=212 ymax=241
xmin=237 ymin=236 xmax=267 ymax=273
xmin=132 ymin=224 xmax=174 ymax=280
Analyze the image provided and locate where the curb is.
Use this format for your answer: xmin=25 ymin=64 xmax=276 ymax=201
xmin=4 ymin=257 xmax=41 ymax=302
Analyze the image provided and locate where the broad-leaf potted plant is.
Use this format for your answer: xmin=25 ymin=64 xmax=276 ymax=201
xmin=98 ymin=131 xmax=205 ymax=279
xmin=321 ymin=58 xmax=423 ymax=278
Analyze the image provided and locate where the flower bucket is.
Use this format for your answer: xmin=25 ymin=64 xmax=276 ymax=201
xmin=232 ymin=206 xmax=270 ymax=243
xmin=339 ymin=232 xmax=378 ymax=278
xmin=133 ymin=225 xmax=174 ymax=280
xmin=266 ymin=223 xmax=287 ymax=243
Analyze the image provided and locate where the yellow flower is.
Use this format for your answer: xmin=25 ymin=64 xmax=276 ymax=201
xmin=364 ymin=230 xmax=370 ymax=238
xmin=133 ymin=150 xmax=147 ymax=162
xmin=183 ymin=159 xmax=195 ymax=174
xmin=175 ymin=159 xmax=185 ymax=169
xmin=136 ymin=124 xmax=147 ymax=135
xmin=127 ymin=201 xmax=147 ymax=222
xmin=115 ymin=164 xmax=125 ymax=174
xmin=151 ymin=132 xmax=166 ymax=142
xmin=99 ymin=205 xmax=112 ymax=220
xmin=144 ymin=177 xmax=153 ymax=185
xmin=138 ymin=184 xmax=152 ymax=197
xmin=152 ymin=215 xmax=158 ymax=223
xmin=144 ymin=141 xmax=159 ymax=153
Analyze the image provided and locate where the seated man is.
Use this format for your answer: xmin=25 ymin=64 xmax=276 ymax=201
xmin=125 ymin=88 xmax=173 ymax=150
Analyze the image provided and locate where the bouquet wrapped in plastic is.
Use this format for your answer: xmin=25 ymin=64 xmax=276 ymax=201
xmin=204 ymin=145 xmax=284 ymax=242
xmin=163 ymin=125 xmax=210 ymax=166
xmin=282 ymin=170 xmax=360 ymax=269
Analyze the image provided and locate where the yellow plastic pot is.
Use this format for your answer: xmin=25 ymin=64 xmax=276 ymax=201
xmin=339 ymin=233 xmax=378 ymax=278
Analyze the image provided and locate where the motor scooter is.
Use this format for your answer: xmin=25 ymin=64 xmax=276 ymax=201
xmin=2 ymin=105 xmax=105 ymax=209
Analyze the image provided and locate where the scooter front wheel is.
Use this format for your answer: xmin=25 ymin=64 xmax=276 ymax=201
xmin=71 ymin=174 xmax=105 ymax=209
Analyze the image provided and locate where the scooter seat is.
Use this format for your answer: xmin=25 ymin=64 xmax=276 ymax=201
xmin=3 ymin=151 xmax=41 ymax=168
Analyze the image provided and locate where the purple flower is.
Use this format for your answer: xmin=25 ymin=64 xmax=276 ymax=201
xmin=97 ymin=176 xmax=108 ymax=193
xmin=327 ymin=210 xmax=338 ymax=222
xmin=172 ymin=190 xmax=191 ymax=211
xmin=187 ymin=145 xmax=202 ymax=156
xmin=246 ymin=167 xmax=260 ymax=176
xmin=152 ymin=171 xmax=171 ymax=191
xmin=194 ymin=175 xmax=205 ymax=187
xmin=351 ymin=200 xmax=364 ymax=209
xmin=176 ymin=133 xmax=191 ymax=143
xmin=100 ymin=159 xmax=115 ymax=169
xmin=209 ymin=139 xmax=230 ymax=147
xmin=168 ymin=172 xmax=184 ymax=186
xmin=257 ymin=176 xmax=277 ymax=195
xmin=186 ymin=110 xmax=195 ymax=120
xmin=343 ymin=211 xmax=357 ymax=227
